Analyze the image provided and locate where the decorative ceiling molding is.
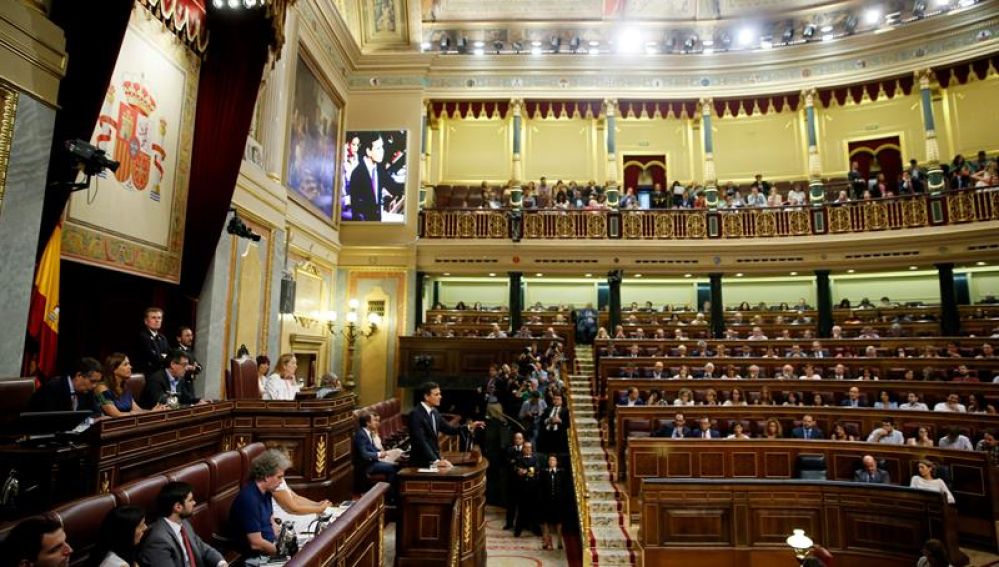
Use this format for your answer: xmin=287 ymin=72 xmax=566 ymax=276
xmin=348 ymin=8 xmax=998 ymax=96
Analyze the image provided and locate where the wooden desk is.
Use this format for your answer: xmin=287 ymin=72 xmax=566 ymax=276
xmin=286 ymin=482 xmax=388 ymax=567
xmin=231 ymin=396 xmax=356 ymax=502
xmin=398 ymin=337 xmax=566 ymax=388
xmin=396 ymin=453 xmax=488 ymax=567
xmin=640 ymin=478 xmax=959 ymax=567
xmin=628 ymin=438 xmax=998 ymax=548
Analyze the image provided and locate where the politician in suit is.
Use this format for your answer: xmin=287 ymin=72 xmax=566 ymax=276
xmin=791 ymin=415 xmax=825 ymax=439
xmin=27 ymin=357 xmax=103 ymax=416
xmin=348 ymin=133 xmax=385 ymax=221
xmin=652 ymin=413 xmax=691 ymax=439
xmin=853 ymin=455 xmax=891 ymax=484
xmin=354 ymin=411 xmax=400 ymax=502
xmin=688 ymin=417 xmax=721 ymax=439
xmin=408 ymin=381 xmax=484 ymax=469
xmin=138 ymin=481 xmax=226 ymax=567
xmin=140 ymin=350 xmax=201 ymax=409
xmin=135 ymin=307 xmax=171 ymax=375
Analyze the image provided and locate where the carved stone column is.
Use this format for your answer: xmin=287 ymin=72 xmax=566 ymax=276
xmin=509 ymin=98 xmax=524 ymax=208
xmin=917 ymin=69 xmax=945 ymax=194
xmin=419 ymin=101 xmax=430 ymax=209
xmin=258 ymin=8 xmax=299 ymax=181
xmin=701 ymin=98 xmax=718 ymax=209
xmin=604 ymin=98 xmax=620 ymax=208
xmin=803 ymin=88 xmax=824 ymax=204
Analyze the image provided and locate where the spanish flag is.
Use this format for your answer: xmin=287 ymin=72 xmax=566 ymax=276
xmin=27 ymin=224 xmax=61 ymax=378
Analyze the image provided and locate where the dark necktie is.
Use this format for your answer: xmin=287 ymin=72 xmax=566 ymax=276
xmin=805 ymin=429 xmax=810 ymax=439
xmin=180 ymin=525 xmax=198 ymax=567
xmin=430 ymin=410 xmax=437 ymax=436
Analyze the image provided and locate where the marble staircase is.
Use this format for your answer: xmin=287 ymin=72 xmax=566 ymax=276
xmin=569 ymin=346 xmax=637 ymax=566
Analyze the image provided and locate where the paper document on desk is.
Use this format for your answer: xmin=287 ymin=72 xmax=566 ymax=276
xmin=380 ymin=448 xmax=404 ymax=463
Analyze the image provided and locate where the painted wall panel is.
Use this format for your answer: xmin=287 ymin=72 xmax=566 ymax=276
xmin=438 ymin=281 xmax=509 ymax=307
xmin=524 ymin=281 xmax=597 ymax=307
xmin=945 ymin=77 xmax=999 ymax=157
xmin=617 ymin=119 xmax=697 ymax=183
xmin=831 ymin=273 xmax=939 ymax=304
xmin=441 ymin=119 xmax=511 ymax=183
xmin=712 ymin=112 xmax=806 ymax=182
xmin=723 ymin=279 xmax=815 ymax=308
xmin=621 ymin=282 xmax=698 ymax=309
xmin=524 ymin=119 xmax=596 ymax=182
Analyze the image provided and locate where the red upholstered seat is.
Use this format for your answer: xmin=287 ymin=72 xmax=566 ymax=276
xmin=52 ymin=493 xmax=117 ymax=566
xmin=229 ymin=357 xmax=261 ymax=399
xmin=0 ymin=378 xmax=35 ymax=428
xmin=112 ymin=475 xmax=169 ymax=508
xmin=168 ymin=463 xmax=212 ymax=537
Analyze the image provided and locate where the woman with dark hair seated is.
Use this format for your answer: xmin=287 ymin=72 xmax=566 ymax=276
xmin=96 ymin=354 xmax=166 ymax=416
xmin=90 ymin=505 xmax=148 ymax=567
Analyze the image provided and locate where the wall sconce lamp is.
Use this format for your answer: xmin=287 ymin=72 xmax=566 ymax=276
xmin=323 ymin=299 xmax=383 ymax=393
xmin=324 ymin=299 xmax=380 ymax=342
xmin=786 ymin=529 xmax=814 ymax=565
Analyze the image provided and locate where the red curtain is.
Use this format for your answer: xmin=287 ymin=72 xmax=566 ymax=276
xmin=179 ymin=7 xmax=271 ymax=297
xmin=847 ymin=136 xmax=902 ymax=191
xmin=623 ymin=155 xmax=666 ymax=190
xmin=37 ymin=0 xmax=136 ymax=257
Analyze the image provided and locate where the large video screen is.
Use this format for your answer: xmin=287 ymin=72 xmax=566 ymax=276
xmin=340 ymin=130 xmax=407 ymax=223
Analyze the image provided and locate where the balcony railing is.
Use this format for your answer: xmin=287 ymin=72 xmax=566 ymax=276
xmin=418 ymin=186 xmax=999 ymax=240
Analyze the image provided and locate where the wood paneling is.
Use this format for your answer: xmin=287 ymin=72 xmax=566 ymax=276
xmin=627 ymin=438 xmax=997 ymax=547
xmin=641 ymin=479 xmax=958 ymax=567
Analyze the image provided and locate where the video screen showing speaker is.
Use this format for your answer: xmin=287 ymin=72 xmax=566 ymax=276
xmin=340 ymin=130 xmax=407 ymax=223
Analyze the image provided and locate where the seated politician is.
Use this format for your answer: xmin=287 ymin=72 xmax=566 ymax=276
xmin=408 ymin=381 xmax=484 ymax=469
xmin=140 ymin=350 xmax=202 ymax=409
xmin=229 ymin=449 xmax=290 ymax=558
xmin=0 ymin=513 xmax=73 ymax=567
xmin=139 ymin=481 xmax=226 ymax=567
xmin=853 ymin=455 xmax=891 ymax=484
xmin=28 ymin=357 xmax=103 ymax=415
xmin=354 ymin=412 xmax=403 ymax=503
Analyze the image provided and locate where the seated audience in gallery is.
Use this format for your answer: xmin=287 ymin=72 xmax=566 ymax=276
xmin=28 ymin=357 xmax=103 ymax=415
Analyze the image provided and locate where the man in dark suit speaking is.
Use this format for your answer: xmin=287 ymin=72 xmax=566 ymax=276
xmin=348 ymin=132 xmax=385 ymax=222
xmin=409 ymin=381 xmax=484 ymax=469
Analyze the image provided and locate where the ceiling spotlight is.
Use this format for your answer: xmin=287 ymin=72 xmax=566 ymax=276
xmin=781 ymin=25 xmax=794 ymax=43
xmin=864 ymin=8 xmax=881 ymax=24
xmin=588 ymin=47 xmax=600 ymax=55
xmin=822 ymin=33 xmax=834 ymax=41
xmin=909 ymin=266 xmax=918 ymax=270
xmin=735 ymin=273 xmax=744 ymax=277
xmin=737 ymin=27 xmax=755 ymax=46
xmin=488 ymin=272 xmax=497 ymax=277
xmin=531 ymin=46 xmax=542 ymax=55
xmin=703 ymin=47 xmax=715 ymax=54
xmin=213 ymin=0 xmax=223 ymax=7
xmin=535 ymin=273 xmax=543 ymax=277
xmin=585 ymin=273 xmax=593 ymax=277
xmin=420 ymin=41 xmax=432 ymax=51
xmin=473 ymin=47 xmax=484 ymax=55
xmin=645 ymin=43 xmax=660 ymax=55
xmin=820 ymin=24 xmax=833 ymax=33
xmin=634 ymin=273 xmax=643 ymax=278
xmin=790 ymin=271 xmax=798 ymax=276
xmin=802 ymin=23 xmax=816 ymax=39
xmin=531 ymin=40 xmax=542 ymax=47
xmin=844 ymin=15 xmax=858 ymax=33
xmin=473 ymin=40 xmax=485 ymax=48
xmin=760 ymin=37 xmax=773 ymax=49
xmin=684 ymin=273 xmax=692 ymax=278
xmin=847 ymin=269 xmax=856 ymax=273
xmin=702 ymin=38 xmax=715 ymax=46
xmin=589 ymin=40 xmax=601 ymax=47
xmin=976 ymin=261 xmax=987 ymax=266
xmin=616 ymin=28 xmax=643 ymax=54
xmin=227 ymin=0 xmax=238 ymax=7
xmin=957 ymin=0 xmax=974 ymax=6
xmin=443 ymin=272 xmax=451 ymax=276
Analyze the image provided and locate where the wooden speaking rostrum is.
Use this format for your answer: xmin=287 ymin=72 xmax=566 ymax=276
xmin=395 ymin=451 xmax=488 ymax=567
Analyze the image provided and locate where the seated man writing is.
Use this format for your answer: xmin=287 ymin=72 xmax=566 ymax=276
xmin=229 ymin=449 xmax=290 ymax=558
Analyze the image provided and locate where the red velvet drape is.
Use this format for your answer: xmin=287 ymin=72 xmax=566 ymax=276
xmin=179 ymin=7 xmax=271 ymax=297
xmin=623 ymin=155 xmax=666 ymax=190
xmin=37 ymin=0 xmax=136 ymax=257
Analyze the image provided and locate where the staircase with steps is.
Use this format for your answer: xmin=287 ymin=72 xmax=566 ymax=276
xmin=568 ymin=346 xmax=637 ymax=566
